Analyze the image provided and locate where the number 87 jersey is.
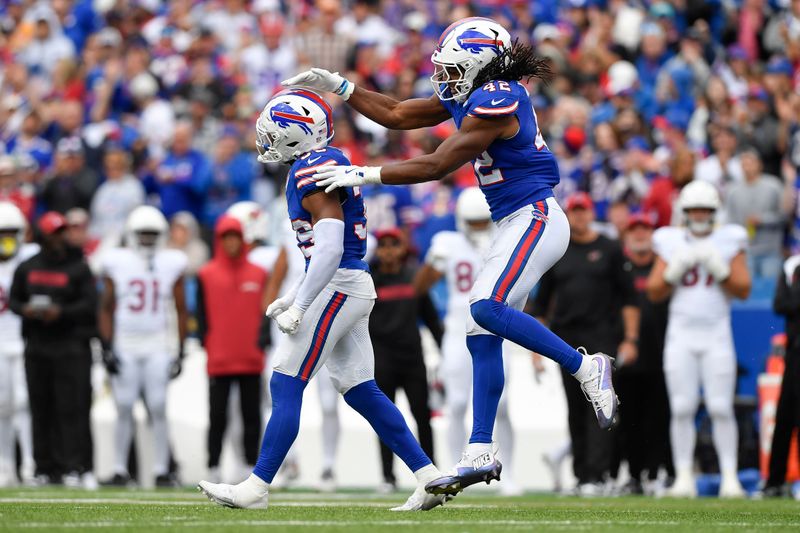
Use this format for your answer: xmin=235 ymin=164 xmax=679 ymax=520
xmin=286 ymin=146 xmax=369 ymax=272
xmin=438 ymin=79 xmax=560 ymax=222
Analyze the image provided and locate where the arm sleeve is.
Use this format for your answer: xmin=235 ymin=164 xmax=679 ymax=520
xmin=195 ymin=276 xmax=207 ymax=346
xmin=293 ymin=218 xmax=344 ymax=312
xmin=419 ymin=292 xmax=444 ymax=348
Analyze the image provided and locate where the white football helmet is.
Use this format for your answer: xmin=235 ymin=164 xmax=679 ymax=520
xmin=256 ymin=89 xmax=334 ymax=163
xmin=0 ymin=201 xmax=26 ymax=259
xmin=456 ymin=187 xmax=494 ymax=252
xmin=679 ymin=180 xmax=721 ymax=235
xmin=227 ymin=201 xmax=270 ymax=245
xmin=431 ymin=17 xmax=511 ymax=103
xmin=125 ymin=205 xmax=168 ymax=256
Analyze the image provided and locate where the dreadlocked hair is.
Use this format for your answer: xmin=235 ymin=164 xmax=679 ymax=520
xmin=469 ymin=39 xmax=553 ymax=97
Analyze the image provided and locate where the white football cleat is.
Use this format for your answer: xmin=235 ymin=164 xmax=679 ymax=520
xmin=666 ymin=472 xmax=697 ymax=498
xmin=391 ymin=485 xmax=450 ymax=511
xmin=719 ymin=476 xmax=745 ymax=499
xmin=425 ymin=442 xmax=502 ymax=496
xmin=576 ymin=348 xmax=619 ymax=430
xmin=198 ymin=474 xmax=269 ymax=509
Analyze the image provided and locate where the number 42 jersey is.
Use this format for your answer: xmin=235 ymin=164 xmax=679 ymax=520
xmin=101 ymin=247 xmax=187 ymax=354
xmin=439 ymin=79 xmax=560 ymax=222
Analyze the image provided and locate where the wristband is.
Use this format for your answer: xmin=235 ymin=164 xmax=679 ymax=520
xmin=335 ymin=79 xmax=355 ymax=100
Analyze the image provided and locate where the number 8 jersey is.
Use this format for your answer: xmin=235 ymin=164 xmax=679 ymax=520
xmin=439 ymin=79 xmax=559 ymax=221
xmin=101 ymin=247 xmax=187 ymax=354
xmin=286 ymin=146 xmax=369 ymax=272
xmin=425 ymin=230 xmax=482 ymax=332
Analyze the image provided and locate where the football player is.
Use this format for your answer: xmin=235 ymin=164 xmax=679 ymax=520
xmin=647 ymin=180 xmax=751 ymax=498
xmin=414 ymin=187 xmax=518 ymax=495
xmin=99 ymin=206 xmax=188 ymax=487
xmin=283 ymin=17 xmax=616 ymax=495
xmin=0 ymin=202 xmax=37 ymax=486
xmin=198 ymin=89 xmax=449 ymax=511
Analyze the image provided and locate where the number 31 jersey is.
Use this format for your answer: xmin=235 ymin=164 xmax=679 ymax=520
xmin=439 ymin=80 xmax=560 ymax=222
xmin=101 ymin=247 xmax=187 ymax=354
xmin=425 ymin=231 xmax=482 ymax=332
xmin=653 ymin=224 xmax=747 ymax=326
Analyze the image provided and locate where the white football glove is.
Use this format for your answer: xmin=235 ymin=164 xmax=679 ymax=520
xmin=314 ymin=165 xmax=382 ymax=193
xmin=281 ymin=68 xmax=355 ymax=100
xmin=698 ymin=247 xmax=731 ymax=282
xmin=663 ymin=247 xmax=697 ymax=285
xmin=266 ymin=293 xmax=295 ymax=318
xmin=275 ymin=305 xmax=304 ymax=335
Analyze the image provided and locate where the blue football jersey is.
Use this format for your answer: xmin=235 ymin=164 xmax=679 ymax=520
xmin=286 ymin=146 xmax=369 ymax=272
xmin=440 ymin=80 xmax=559 ymax=221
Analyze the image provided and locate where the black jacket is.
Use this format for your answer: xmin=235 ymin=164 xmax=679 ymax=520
xmin=369 ymin=265 xmax=443 ymax=360
xmin=9 ymin=246 xmax=97 ymax=348
xmin=774 ymin=258 xmax=800 ymax=356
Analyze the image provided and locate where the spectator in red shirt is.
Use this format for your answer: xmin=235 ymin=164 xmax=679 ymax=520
xmin=196 ymin=215 xmax=269 ymax=482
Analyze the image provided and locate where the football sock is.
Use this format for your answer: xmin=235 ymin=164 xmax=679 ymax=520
xmin=319 ymin=381 xmax=340 ymax=473
xmin=150 ymin=403 xmax=169 ymax=477
xmin=710 ymin=409 xmax=739 ymax=475
xmin=252 ymin=372 xmax=307 ymax=483
xmin=114 ymin=403 xmax=134 ymax=475
xmin=471 ymin=299 xmax=582 ymax=373
xmin=343 ymin=380 xmax=431 ymax=473
xmin=447 ymin=392 xmax=468 ymax=465
xmin=670 ymin=411 xmax=695 ymax=474
xmin=467 ymin=334 xmax=504 ymax=444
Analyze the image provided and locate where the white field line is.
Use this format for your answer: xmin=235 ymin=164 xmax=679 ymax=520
xmin=9 ymin=519 xmax=800 ymax=529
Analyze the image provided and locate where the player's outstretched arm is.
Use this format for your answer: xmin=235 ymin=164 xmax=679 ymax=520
xmin=314 ymin=115 xmax=515 ymax=191
xmin=272 ymin=191 xmax=345 ymax=335
xmin=282 ymin=68 xmax=450 ymax=129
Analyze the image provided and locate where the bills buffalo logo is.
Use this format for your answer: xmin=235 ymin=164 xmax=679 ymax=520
xmin=270 ymin=102 xmax=314 ymax=135
xmin=457 ymin=30 xmax=500 ymax=54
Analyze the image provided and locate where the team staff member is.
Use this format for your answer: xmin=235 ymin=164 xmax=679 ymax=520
xmin=764 ymin=253 xmax=800 ymax=496
xmin=9 ymin=212 xmax=98 ymax=488
xmin=614 ymin=214 xmax=672 ymax=495
xmin=529 ymin=192 xmax=639 ymax=495
xmin=369 ymin=228 xmax=443 ymax=491
xmin=197 ymin=215 xmax=269 ymax=480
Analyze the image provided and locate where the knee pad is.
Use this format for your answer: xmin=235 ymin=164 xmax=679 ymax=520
xmin=705 ymin=398 xmax=734 ymax=421
xmin=470 ymin=299 xmax=504 ymax=334
xmin=669 ymin=396 xmax=697 ymax=419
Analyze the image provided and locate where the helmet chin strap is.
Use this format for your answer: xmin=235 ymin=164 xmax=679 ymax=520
xmin=686 ymin=219 xmax=714 ymax=236
xmin=468 ymin=229 xmax=493 ymax=255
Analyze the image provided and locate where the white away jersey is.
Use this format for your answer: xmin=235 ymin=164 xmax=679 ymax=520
xmin=653 ymin=224 xmax=747 ymax=325
xmin=0 ymin=244 xmax=39 ymax=355
xmin=248 ymin=244 xmax=281 ymax=274
xmin=102 ymin=247 xmax=187 ymax=354
xmin=426 ymin=231 xmax=483 ymax=331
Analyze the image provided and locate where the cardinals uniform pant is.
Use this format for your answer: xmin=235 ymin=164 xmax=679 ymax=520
xmin=0 ymin=353 xmax=33 ymax=485
xmin=441 ymin=331 xmax=514 ymax=476
xmin=766 ymin=350 xmax=800 ymax=488
xmin=207 ymin=374 xmax=262 ymax=469
xmin=465 ymin=198 xmax=580 ymax=445
xmin=254 ymin=287 xmax=431 ymax=483
xmin=373 ymin=348 xmax=432 ymax=485
xmin=664 ymin=319 xmax=739 ymax=475
xmin=24 ymin=344 xmax=92 ymax=478
xmin=111 ymin=352 xmax=172 ymax=479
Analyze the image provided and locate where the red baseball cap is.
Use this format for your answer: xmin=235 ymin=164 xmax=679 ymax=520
xmin=627 ymin=212 xmax=654 ymax=230
xmin=565 ymin=192 xmax=593 ymax=211
xmin=374 ymin=227 xmax=405 ymax=242
xmin=38 ymin=211 xmax=67 ymax=235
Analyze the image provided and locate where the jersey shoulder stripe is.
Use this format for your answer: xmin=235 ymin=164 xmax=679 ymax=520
xmin=469 ymin=101 xmax=519 ymax=117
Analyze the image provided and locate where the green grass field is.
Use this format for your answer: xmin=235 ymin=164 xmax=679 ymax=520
xmin=0 ymin=487 xmax=798 ymax=532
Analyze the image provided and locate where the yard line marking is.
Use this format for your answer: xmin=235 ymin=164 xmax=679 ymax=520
xmin=11 ymin=519 xmax=800 ymax=529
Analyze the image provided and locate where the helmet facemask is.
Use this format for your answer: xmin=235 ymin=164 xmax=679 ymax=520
xmin=684 ymin=208 xmax=715 ymax=237
xmin=431 ymin=58 xmax=477 ymax=103
xmin=256 ymin=120 xmax=291 ymax=163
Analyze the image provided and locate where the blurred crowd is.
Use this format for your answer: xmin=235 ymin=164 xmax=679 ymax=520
xmin=0 ymin=0 xmax=799 ymax=280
